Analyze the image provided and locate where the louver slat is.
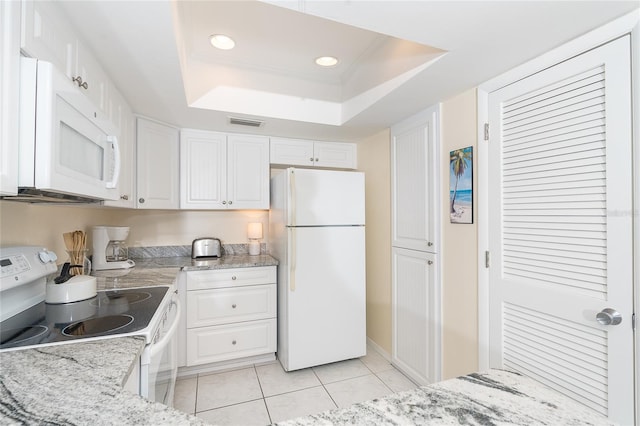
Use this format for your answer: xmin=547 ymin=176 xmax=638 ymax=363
xmin=503 ymin=303 xmax=608 ymax=416
xmin=501 ymin=65 xmax=607 ymax=299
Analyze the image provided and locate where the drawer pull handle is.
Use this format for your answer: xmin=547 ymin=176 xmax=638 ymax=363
xmin=232 ymin=340 xmax=237 ymax=345
xmin=232 ymin=276 xmax=237 ymax=280
xmin=232 ymin=304 xmax=237 ymax=309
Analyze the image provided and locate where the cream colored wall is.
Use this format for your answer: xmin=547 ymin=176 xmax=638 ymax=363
xmin=357 ymin=129 xmax=392 ymax=355
xmin=440 ymin=88 xmax=479 ymax=379
xmin=0 ymin=201 xmax=268 ymax=262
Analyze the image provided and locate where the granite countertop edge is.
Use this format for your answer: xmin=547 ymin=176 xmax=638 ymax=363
xmin=0 ymin=336 xmax=207 ymax=425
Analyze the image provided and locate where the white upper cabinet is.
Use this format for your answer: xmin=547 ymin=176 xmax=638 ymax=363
xmin=226 ymin=134 xmax=270 ymax=210
xmin=180 ymin=130 xmax=270 ymax=210
xmin=391 ymin=105 xmax=440 ymax=252
xmin=21 ymin=1 xmax=75 ymax=77
xmin=137 ymin=117 xmax=180 ymax=209
xmin=71 ymin=41 xmax=110 ymax=112
xmin=313 ymin=141 xmax=357 ymax=169
xmin=0 ymin=0 xmax=20 ymax=195
xmin=180 ymin=129 xmax=227 ymax=209
xmin=270 ymin=137 xmax=314 ymax=167
xmin=21 ymin=1 xmax=118 ymax=118
xmin=270 ymin=137 xmax=357 ymax=169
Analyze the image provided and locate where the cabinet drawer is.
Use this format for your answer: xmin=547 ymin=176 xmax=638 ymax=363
xmin=186 ymin=319 xmax=276 ymax=366
xmin=187 ymin=284 xmax=276 ymax=328
xmin=186 ymin=266 xmax=276 ymax=290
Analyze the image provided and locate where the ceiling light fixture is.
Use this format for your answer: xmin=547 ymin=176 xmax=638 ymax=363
xmin=209 ymin=34 xmax=235 ymax=50
xmin=315 ymin=56 xmax=339 ymax=67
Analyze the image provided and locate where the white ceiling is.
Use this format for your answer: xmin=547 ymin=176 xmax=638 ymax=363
xmin=59 ymin=1 xmax=639 ymax=142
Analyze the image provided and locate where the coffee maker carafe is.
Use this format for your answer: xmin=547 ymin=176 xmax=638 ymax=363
xmin=92 ymin=226 xmax=136 ymax=270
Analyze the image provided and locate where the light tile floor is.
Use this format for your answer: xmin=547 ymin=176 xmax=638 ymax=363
xmin=174 ymin=347 xmax=417 ymax=426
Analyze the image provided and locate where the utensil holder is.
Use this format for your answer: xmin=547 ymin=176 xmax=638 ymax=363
xmin=66 ymin=249 xmax=91 ymax=276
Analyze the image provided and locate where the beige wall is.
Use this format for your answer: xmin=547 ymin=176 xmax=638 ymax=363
xmin=0 ymin=201 xmax=268 ymax=261
xmin=357 ymin=129 xmax=392 ymax=354
xmin=440 ymin=88 xmax=479 ymax=379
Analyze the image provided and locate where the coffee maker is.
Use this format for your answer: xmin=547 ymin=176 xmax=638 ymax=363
xmin=92 ymin=226 xmax=136 ymax=270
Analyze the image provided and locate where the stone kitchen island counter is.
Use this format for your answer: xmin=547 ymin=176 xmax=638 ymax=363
xmin=0 ymin=337 xmax=207 ymax=425
xmin=277 ymin=369 xmax=612 ymax=426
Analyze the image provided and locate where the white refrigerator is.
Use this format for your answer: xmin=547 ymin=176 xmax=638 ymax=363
xmin=270 ymin=168 xmax=366 ymax=371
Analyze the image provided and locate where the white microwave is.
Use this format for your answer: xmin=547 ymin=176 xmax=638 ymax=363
xmin=17 ymin=57 xmax=120 ymax=202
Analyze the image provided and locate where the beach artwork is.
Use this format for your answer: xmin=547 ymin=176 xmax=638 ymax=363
xmin=450 ymin=146 xmax=473 ymax=224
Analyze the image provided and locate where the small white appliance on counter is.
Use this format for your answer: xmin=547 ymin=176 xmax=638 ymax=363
xmin=92 ymin=226 xmax=135 ymax=271
xmin=13 ymin=57 xmax=121 ymax=203
xmin=0 ymin=246 xmax=179 ymax=407
xmin=270 ymin=168 xmax=366 ymax=371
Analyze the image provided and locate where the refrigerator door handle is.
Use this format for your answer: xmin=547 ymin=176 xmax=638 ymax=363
xmin=290 ymin=227 xmax=296 ymax=291
xmin=289 ymin=169 xmax=296 ymax=226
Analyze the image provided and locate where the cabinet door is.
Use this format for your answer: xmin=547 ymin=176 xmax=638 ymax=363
xmin=313 ymin=142 xmax=357 ymax=169
xmin=270 ymin=137 xmax=314 ymax=167
xmin=187 ymin=284 xmax=276 ymax=328
xmin=392 ymin=247 xmax=438 ymax=385
xmin=186 ymin=319 xmax=276 ymax=366
xmin=21 ymin=1 xmax=75 ymax=77
xmin=227 ymin=134 xmax=270 ymax=209
xmin=136 ymin=118 xmax=179 ymax=209
xmin=0 ymin=0 xmax=20 ymax=195
xmin=391 ymin=106 xmax=439 ymax=252
xmin=72 ymin=41 xmax=109 ymax=112
xmin=180 ymin=129 xmax=227 ymax=209
xmin=186 ymin=267 xmax=277 ymax=291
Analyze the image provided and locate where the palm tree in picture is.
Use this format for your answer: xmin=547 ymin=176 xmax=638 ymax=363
xmin=450 ymin=148 xmax=472 ymax=213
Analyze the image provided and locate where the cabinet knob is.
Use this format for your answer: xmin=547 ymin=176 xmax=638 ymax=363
xmin=138 ymin=198 xmax=145 ymax=204
xmin=120 ymin=195 xmax=129 ymax=200
xmin=309 ymin=157 xmax=314 ymax=162
xmin=232 ymin=304 xmax=237 ymax=309
xmin=232 ymin=340 xmax=237 ymax=345
xmin=231 ymin=276 xmax=237 ymax=280
xmin=315 ymin=158 xmax=319 ymax=162
xmin=222 ymin=201 xmax=227 ymax=205
xmin=228 ymin=200 xmax=233 ymax=205
xmin=427 ymin=242 xmax=433 ymax=247
xmin=428 ymin=260 xmax=433 ymax=265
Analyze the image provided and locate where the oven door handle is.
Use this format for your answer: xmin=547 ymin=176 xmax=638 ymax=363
xmin=148 ymin=297 xmax=180 ymax=359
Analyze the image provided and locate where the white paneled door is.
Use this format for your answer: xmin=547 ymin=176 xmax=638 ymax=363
xmin=487 ymin=36 xmax=633 ymax=424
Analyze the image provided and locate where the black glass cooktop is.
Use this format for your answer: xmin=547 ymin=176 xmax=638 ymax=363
xmin=0 ymin=286 xmax=168 ymax=350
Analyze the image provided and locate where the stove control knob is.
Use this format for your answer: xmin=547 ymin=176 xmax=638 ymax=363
xmin=38 ymin=250 xmax=57 ymax=263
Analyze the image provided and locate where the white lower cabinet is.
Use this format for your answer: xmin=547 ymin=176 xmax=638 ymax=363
xmin=184 ymin=266 xmax=277 ymax=367
xmin=392 ymin=247 xmax=438 ymax=385
xmin=186 ymin=319 xmax=276 ymax=366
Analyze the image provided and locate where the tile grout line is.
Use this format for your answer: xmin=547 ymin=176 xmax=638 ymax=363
xmin=194 ymin=373 xmax=200 ymax=414
xmin=253 ymin=363 xmax=273 ymax=425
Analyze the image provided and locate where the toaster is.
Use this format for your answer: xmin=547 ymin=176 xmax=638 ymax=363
xmin=191 ymin=238 xmax=222 ymax=258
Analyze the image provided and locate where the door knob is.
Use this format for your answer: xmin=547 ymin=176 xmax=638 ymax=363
xmin=596 ymin=308 xmax=622 ymax=326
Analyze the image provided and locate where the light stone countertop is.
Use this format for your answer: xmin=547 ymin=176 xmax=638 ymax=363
xmin=0 ymin=337 xmax=207 ymax=425
xmin=277 ymin=369 xmax=613 ymax=426
xmin=91 ymin=253 xmax=279 ymax=290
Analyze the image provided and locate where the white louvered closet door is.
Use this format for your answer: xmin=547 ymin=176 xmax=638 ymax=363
xmin=487 ymin=35 xmax=633 ymax=424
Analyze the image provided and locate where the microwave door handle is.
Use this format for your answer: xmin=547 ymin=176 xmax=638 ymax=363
xmin=106 ymin=135 xmax=120 ymax=189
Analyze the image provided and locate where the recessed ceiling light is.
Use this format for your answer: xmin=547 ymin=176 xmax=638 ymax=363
xmin=210 ymin=34 xmax=235 ymax=50
xmin=315 ymin=56 xmax=339 ymax=67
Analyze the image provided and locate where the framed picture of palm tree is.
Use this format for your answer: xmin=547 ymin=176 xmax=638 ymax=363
xmin=449 ymin=146 xmax=473 ymax=224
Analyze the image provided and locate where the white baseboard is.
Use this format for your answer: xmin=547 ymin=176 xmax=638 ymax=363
xmin=366 ymin=337 xmax=391 ymax=361
xmin=177 ymin=353 xmax=276 ymax=379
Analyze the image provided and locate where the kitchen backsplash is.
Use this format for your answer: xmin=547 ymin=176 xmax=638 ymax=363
xmin=128 ymin=243 xmax=267 ymax=258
